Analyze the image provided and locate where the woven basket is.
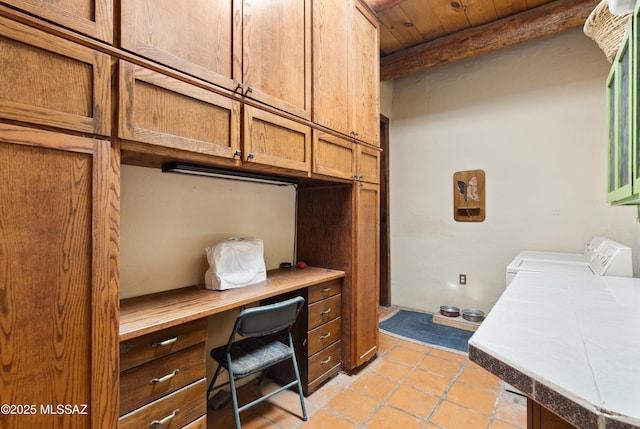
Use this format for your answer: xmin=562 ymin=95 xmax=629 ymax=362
xmin=583 ymin=0 xmax=632 ymax=63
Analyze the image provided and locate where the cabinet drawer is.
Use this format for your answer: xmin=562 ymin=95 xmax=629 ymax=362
xmin=118 ymin=61 xmax=241 ymax=159
xmin=120 ymin=344 xmax=205 ymax=415
xmin=120 ymin=319 xmax=207 ymax=371
xmin=307 ymin=340 xmax=341 ymax=383
xmin=0 ymin=16 xmax=111 ymax=135
xmin=308 ymin=279 xmax=342 ymax=304
xmin=119 ymin=378 xmax=207 ymax=429
xmin=243 ymin=105 xmax=311 ymax=173
xmin=182 ymin=415 xmax=207 ymax=429
xmin=308 ymin=294 xmax=341 ymax=330
xmin=307 ymin=317 xmax=341 ymax=356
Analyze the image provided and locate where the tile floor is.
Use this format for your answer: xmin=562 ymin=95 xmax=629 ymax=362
xmin=207 ymin=310 xmax=527 ymax=429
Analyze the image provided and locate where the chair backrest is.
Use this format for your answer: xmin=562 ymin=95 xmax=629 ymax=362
xmin=233 ymin=296 xmax=305 ymax=338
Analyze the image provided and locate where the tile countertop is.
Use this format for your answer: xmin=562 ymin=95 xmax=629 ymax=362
xmin=468 ymin=271 xmax=640 ymax=429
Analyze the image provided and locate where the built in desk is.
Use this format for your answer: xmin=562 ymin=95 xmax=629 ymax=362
xmin=118 ymin=267 xmax=345 ymax=428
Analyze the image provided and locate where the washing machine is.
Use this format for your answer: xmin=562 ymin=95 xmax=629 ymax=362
xmin=506 ymin=236 xmax=632 ymax=286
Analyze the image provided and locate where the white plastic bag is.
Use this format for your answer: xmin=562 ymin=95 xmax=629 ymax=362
xmin=204 ymin=237 xmax=267 ymax=290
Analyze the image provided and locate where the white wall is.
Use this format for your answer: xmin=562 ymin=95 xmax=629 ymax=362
xmin=388 ymin=28 xmax=640 ymax=315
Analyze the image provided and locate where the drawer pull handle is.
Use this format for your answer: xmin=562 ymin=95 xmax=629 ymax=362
xmin=320 ymin=333 xmax=331 ymax=340
xmin=320 ymin=356 xmax=332 ymax=365
xmin=150 ymin=409 xmax=179 ymax=427
xmin=320 ymin=308 xmax=332 ymax=315
xmin=149 ymin=369 xmax=179 ymax=385
xmin=321 ymin=287 xmax=332 ymax=293
xmin=152 ymin=336 xmax=180 ymax=348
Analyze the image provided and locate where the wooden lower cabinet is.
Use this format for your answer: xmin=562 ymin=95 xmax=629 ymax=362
xmin=296 ymin=182 xmax=380 ymax=371
xmin=527 ymin=399 xmax=578 ymax=429
xmin=0 ymin=124 xmax=119 ymax=429
xmin=266 ymin=279 xmax=343 ymax=395
xmin=119 ymin=319 xmax=208 ymax=427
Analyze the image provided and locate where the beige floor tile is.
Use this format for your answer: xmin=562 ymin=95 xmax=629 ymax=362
xmin=379 ymin=332 xmax=402 ymax=344
xmin=396 ymin=338 xmax=433 ymax=354
xmin=325 ymin=389 xmax=382 ymax=424
xmin=403 ymin=368 xmax=451 ymax=397
xmin=301 ymin=409 xmax=358 ymax=429
xmin=349 ymin=373 xmax=399 ymax=400
xmin=370 ymin=358 xmax=413 ymax=381
xmin=429 ymin=348 xmax=468 ymax=364
xmin=446 ymin=381 xmax=498 ymax=416
xmin=491 ymin=419 xmax=525 ymax=429
xmin=430 ymin=400 xmax=491 ymax=429
xmin=384 ymin=345 xmax=427 ymax=366
xmin=493 ymin=396 xmax=527 ymax=428
xmin=457 ymin=366 xmax=503 ymax=394
xmin=418 ymin=354 xmax=465 ymax=379
xmin=364 ymin=404 xmax=424 ymax=429
xmin=377 ymin=340 xmax=395 ymax=355
xmin=386 ymin=384 xmax=440 ymax=419
xmin=305 ymin=378 xmax=343 ymax=406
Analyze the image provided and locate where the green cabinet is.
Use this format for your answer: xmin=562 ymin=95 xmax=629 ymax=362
xmin=607 ymin=20 xmax=634 ymax=204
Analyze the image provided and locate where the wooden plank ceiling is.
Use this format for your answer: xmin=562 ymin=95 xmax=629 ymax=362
xmin=362 ymin=0 xmax=601 ymax=80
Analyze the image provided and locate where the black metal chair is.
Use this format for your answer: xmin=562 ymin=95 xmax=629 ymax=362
xmin=206 ymin=296 xmax=308 ymax=429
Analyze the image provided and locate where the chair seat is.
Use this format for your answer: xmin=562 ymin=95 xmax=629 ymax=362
xmin=211 ymin=337 xmax=292 ymax=378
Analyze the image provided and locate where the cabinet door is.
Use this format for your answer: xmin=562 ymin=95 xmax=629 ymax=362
xmin=0 ymin=124 xmax=119 ymax=429
xmin=0 ymin=16 xmax=111 ymax=136
xmin=356 ymin=144 xmax=380 ymax=184
xmin=312 ymin=0 xmax=351 ymax=135
xmin=350 ymin=3 xmax=380 ymax=146
xmin=243 ymin=105 xmax=311 ymax=173
xmin=118 ymin=61 xmax=241 ymax=161
xmin=2 ymin=0 xmax=113 ymax=43
xmin=243 ymin=0 xmax=311 ymax=119
xmin=350 ymin=181 xmax=379 ymax=367
xmin=120 ymin=0 xmax=240 ymax=91
xmin=313 ymin=131 xmax=355 ymax=180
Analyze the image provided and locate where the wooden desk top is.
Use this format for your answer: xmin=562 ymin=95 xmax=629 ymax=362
xmin=119 ymin=267 xmax=345 ymax=341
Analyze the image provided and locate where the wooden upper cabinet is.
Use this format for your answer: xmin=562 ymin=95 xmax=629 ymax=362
xmin=0 ymin=16 xmax=111 ymax=136
xmin=243 ymin=105 xmax=311 ymax=173
xmin=243 ymin=0 xmax=311 ymax=119
xmin=312 ymin=131 xmax=355 ymax=181
xmin=120 ymin=0 xmax=241 ymax=91
xmin=313 ymin=0 xmax=380 ymax=146
xmin=119 ymin=0 xmax=311 ymax=120
xmin=350 ymin=2 xmax=380 ymax=146
xmin=2 ymin=0 xmax=113 ymax=43
xmin=312 ymin=0 xmax=350 ymax=135
xmin=118 ymin=61 xmax=241 ymax=161
xmin=356 ymin=144 xmax=380 ymax=184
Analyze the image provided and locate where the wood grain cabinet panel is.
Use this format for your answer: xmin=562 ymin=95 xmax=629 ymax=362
xmin=243 ymin=105 xmax=311 ymax=174
xmin=356 ymin=144 xmax=380 ymax=184
xmin=312 ymin=131 xmax=356 ymax=181
xmin=350 ymin=2 xmax=380 ymax=146
xmin=0 ymin=16 xmax=111 ymax=135
xmin=243 ymin=0 xmax=311 ymax=119
xmin=2 ymin=0 xmax=113 ymax=43
xmin=120 ymin=0 xmax=240 ymax=91
xmin=0 ymin=124 xmax=119 ymax=429
xmin=313 ymin=0 xmax=379 ymax=145
xmin=118 ymin=61 xmax=241 ymax=160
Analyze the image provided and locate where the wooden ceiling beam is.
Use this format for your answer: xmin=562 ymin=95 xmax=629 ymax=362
xmin=380 ymin=0 xmax=600 ymax=81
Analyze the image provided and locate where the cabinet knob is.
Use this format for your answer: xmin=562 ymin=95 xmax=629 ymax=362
xmin=235 ymin=83 xmax=244 ymax=93
xmin=152 ymin=336 xmax=180 ymax=348
xmin=149 ymin=369 xmax=180 ymax=385
xmin=245 ymin=86 xmax=253 ymax=95
xmin=247 ymin=153 xmax=255 ymax=159
xmin=234 ymin=150 xmax=242 ymax=157
xmin=320 ymin=308 xmax=332 ymax=315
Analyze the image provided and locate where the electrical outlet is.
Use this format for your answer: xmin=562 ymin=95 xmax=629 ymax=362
xmin=459 ymin=274 xmax=467 ymax=285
